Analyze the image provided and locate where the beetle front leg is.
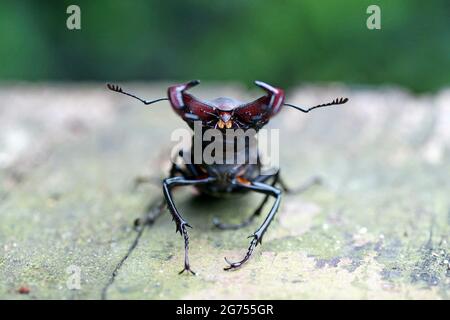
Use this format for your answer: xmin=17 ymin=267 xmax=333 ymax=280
xmin=163 ymin=176 xmax=216 ymax=275
xmin=224 ymin=181 xmax=282 ymax=271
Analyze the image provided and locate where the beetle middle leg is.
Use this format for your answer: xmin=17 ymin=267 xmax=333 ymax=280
xmin=212 ymin=173 xmax=279 ymax=230
xmin=278 ymin=174 xmax=322 ymax=195
xmin=133 ymin=149 xmax=192 ymax=190
xmin=213 ymin=172 xmax=321 ymax=231
xmin=224 ymin=181 xmax=282 ymax=270
xmin=163 ymin=176 xmax=216 ymax=275
xmin=133 ymin=199 xmax=166 ymax=230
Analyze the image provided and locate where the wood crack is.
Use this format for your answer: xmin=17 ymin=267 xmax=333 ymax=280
xmin=101 ymin=198 xmax=165 ymax=300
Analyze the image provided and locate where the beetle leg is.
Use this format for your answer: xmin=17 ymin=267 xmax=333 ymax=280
xmin=278 ymin=174 xmax=322 ymax=194
xmin=133 ymin=153 xmax=184 ymax=190
xmin=133 ymin=198 xmax=166 ymax=230
xmin=224 ymin=181 xmax=282 ymax=271
xmin=213 ymin=173 xmax=279 ymax=230
xmin=163 ymin=176 xmax=216 ymax=275
xmin=134 ymin=162 xmax=193 ymax=228
xmin=132 ymin=175 xmax=161 ymax=190
xmin=132 ymin=161 xmax=186 ymax=191
xmin=212 ymin=196 xmax=267 ymax=230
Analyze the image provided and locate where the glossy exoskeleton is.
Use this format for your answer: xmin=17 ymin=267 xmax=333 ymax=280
xmin=107 ymin=80 xmax=348 ymax=274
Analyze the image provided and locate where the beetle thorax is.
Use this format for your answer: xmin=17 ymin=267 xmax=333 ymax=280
xmin=210 ymin=97 xmax=243 ymax=111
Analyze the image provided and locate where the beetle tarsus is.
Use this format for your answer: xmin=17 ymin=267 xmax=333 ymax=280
xmin=177 ymin=222 xmax=196 ymax=275
xmin=224 ymin=235 xmax=259 ymax=271
xmin=179 ymin=266 xmax=196 ymax=275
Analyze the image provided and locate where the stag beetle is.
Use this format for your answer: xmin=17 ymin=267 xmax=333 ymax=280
xmin=107 ymin=80 xmax=348 ymax=274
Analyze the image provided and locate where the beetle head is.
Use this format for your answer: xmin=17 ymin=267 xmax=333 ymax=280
xmin=107 ymin=80 xmax=348 ymax=131
xmin=167 ymin=80 xmax=285 ymax=131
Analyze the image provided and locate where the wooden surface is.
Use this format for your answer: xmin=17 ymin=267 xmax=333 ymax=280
xmin=0 ymin=83 xmax=449 ymax=299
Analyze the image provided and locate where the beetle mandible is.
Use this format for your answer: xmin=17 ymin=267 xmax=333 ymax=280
xmin=107 ymin=80 xmax=348 ymax=274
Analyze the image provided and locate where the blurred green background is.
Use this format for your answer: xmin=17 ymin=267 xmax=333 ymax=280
xmin=0 ymin=0 xmax=448 ymax=92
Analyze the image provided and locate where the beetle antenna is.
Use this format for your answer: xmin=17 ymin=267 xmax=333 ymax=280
xmin=107 ymin=84 xmax=169 ymax=105
xmin=284 ymin=97 xmax=349 ymax=113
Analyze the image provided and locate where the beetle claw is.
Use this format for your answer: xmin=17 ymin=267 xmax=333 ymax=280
xmin=223 ymin=257 xmax=242 ymax=271
xmin=179 ymin=266 xmax=196 ymax=275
